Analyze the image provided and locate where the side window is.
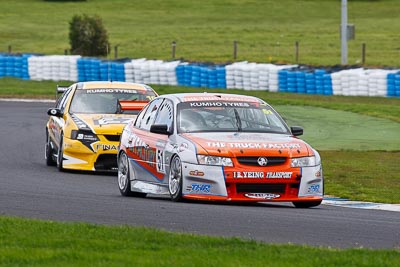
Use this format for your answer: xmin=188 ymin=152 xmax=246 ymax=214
xmin=133 ymin=104 xmax=149 ymax=128
xmin=56 ymin=86 xmax=73 ymax=112
xmin=154 ymin=99 xmax=174 ymax=131
xmin=138 ymin=98 xmax=164 ymax=131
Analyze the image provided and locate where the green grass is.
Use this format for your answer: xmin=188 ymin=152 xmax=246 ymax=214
xmin=1 ymin=216 xmax=399 ymax=267
xmin=2 ymin=78 xmax=400 ymax=122
xmin=278 ymin=105 xmax=400 ymax=151
xmin=321 ymin=151 xmax=400 ymax=203
xmin=2 ymin=0 xmax=400 ymax=67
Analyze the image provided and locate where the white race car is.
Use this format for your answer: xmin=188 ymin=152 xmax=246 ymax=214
xmin=118 ymin=92 xmax=323 ymax=208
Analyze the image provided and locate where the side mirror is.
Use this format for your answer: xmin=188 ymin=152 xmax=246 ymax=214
xmin=290 ymin=126 xmax=303 ymax=136
xmin=47 ymin=108 xmax=63 ymax=118
xmin=150 ymin=124 xmax=172 ymax=135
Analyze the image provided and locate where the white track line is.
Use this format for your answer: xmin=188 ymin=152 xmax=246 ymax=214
xmin=0 ymin=98 xmax=55 ymax=103
xmin=323 ymin=196 xmax=400 ymax=212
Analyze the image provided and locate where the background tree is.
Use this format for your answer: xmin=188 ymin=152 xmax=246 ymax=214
xmin=69 ymin=14 xmax=109 ymax=57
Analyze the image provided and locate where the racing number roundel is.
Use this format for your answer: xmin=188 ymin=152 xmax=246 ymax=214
xmin=156 ymin=148 xmax=166 ymax=174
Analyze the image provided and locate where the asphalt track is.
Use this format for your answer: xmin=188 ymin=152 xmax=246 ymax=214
xmin=0 ymin=100 xmax=399 ymax=249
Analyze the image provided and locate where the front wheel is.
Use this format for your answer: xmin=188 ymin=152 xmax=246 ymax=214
xmin=292 ymin=200 xmax=322 ymax=208
xmin=57 ymin=135 xmax=64 ymax=172
xmin=45 ymin=130 xmax=56 ymax=166
xmin=118 ymin=151 xmax=146 ymax=197
xmin=168 ymin=155 xmax=183 ymax=202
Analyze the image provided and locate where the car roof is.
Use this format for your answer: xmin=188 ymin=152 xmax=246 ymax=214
xmin=76 ymin=81 xmax=153 ymax=91
xmin=162 ymin=92 xmax=264 ymax=104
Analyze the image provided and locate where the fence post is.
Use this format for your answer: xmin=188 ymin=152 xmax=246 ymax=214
xmin=64 ymin=49 xmax=68 ymax=55
xmin=295 ymin=41 xmax=299 ymax=63
xmin=8 ymin=45 xmax=12 ymax=53
xmin=233 ymin=40 xmax=238 ymax=60
xmin=114 ymin=45 xmax=119 ymax=59
xmin=171 ymin=41 xmax=176 ymax=59
xmin=361 ymin=43 xmax=366 ymax=65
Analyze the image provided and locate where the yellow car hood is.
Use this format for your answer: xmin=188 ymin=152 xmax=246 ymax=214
xmin=71 ymin=113 xmax=135 ymax=135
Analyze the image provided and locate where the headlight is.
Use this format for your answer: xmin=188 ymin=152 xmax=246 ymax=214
xmin=291 ymin=156 xmax=319 ymax=167
xmin=71 ymin=130 xmax=99 ymax=142
xmin=197 ymin=155 xmax=233 ymax=167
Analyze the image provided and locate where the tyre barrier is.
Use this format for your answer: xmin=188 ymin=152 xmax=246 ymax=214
xmin=28 ymin=55 xmax=80 ymax=81
xmin=0 ymin=53 xmax=31 ymax=80
xmin=176 ymin=63 xmax=226 ymax=88
xmin=125 ymin=59 xmax=180 ymax=85
xmin=1 ymin=53 xmax=399 ymax=98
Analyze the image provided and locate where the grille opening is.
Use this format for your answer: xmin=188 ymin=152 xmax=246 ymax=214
xmin=236 ymin=157 xmax=286 ymax=166
xmin=290 ymin=183 xmax=300 ymax=189
xmin=95 ymin=154 xmax=117 ymax=170
xmin=236 ymin=184 xmax=286 ymax=194
xmin=103 ymin=135 xmax=120 ymax=142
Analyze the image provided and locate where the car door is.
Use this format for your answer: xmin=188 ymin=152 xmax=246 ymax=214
xmin=131 ymin=98 xmax=172 ymax=184
xmin=48 ymin=86 xmax=74 ymax=148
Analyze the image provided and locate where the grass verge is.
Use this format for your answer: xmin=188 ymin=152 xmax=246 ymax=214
xmin=1 ymin=216 xmax=399 ymax=267
xmin=2 ymin=78 xmax=400 ymax=122
xmin=2 ymin=0 xmax=400 ymax=67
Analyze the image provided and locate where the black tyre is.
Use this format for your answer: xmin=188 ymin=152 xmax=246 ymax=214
xmin=118 ymin=151 xmax=146 ymax=197
xmin=57 ymin=134 xmax=64 ymax=172
xmin=292 ymin=200 xmax=322 ymax=208
xmin=45 ymin=129 xmax=56 ymax=166
xmin=168 ymin=155 xmax=183 ymax=202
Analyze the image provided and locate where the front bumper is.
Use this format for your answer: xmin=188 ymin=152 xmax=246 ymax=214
xmin=61 ymin=137 xmax=119 ymax=171
xmin=180 ymin=162 xmax=323 ymax=202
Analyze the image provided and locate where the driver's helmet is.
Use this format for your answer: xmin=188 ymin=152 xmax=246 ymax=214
xmin=179 ymin=109 xmax=206 ymax=131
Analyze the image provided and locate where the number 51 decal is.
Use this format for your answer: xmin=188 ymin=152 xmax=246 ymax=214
xmin=156 ymin=149 xmax=166 ymax=174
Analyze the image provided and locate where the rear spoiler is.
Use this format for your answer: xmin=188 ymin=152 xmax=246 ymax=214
xmin=117 ymin=100 xmax=149 ymax=113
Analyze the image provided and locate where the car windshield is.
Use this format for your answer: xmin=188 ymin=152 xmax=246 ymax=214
xmin=69 ymin=88 xmax=156 ymax=114
xmin=178 ymin=100 xmax=290 ymax=134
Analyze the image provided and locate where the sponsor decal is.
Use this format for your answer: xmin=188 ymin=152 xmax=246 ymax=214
xmin=189 ymin=170 xmax=205 ymax=176
xmin=233 ymin=171 xmax=292 ymax=179
xmin=189 ymin=102 xmax=250 ymax=108
xmin=93 ymin=117 xmax=132 ymax=126
xmin=86 ymin=89 xmax=138 ymax=94
xmin=126 ymin=133 xmax=166 ymax=175
xmin=71 ymin=114 xmax=91 ymax=131
xmin=95 ymin=144 xmax=118 ymax=151
xmin=244 ymin=193 xmax=280 ymax=200
xmin=234 ymin=171 xmax=264 ymax=178
xmin=307 ymin=184 xmax=321 ymax=194
xmin=187 ymin=183 xmax=211 ymax=193
xmin=179 ymin=142 xmax=189 ymax=152
xmin=127 ymin=134 xmax=157 ymax=168
xmin=183 ymin=96 xmax=248 ymax=102
xmin=266 ymin=172 xmax=292 ymax=178
xmin=205 ymin=142 xmax=301 ymax=149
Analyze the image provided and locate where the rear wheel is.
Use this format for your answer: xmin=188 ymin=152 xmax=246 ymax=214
xmin=168 ymin=155 xmax=183 ymax=202
xmin=118 ymin=151 xmax=146 ymax=197
xmin=292 ymin=200 xmax=322 ymax=208
xmin=45 ymin=130 xmax=56 ymax=166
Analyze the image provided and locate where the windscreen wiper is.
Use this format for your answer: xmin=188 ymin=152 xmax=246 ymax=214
xmin=233 ymin=108 xmax=242 ymax=131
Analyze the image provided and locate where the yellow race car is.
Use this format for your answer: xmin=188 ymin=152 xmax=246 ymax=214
xmin=45 ymin=81 xmax=158 ymax=172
